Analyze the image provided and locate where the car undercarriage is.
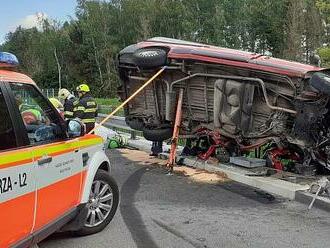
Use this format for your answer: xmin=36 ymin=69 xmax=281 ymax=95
xmin=117 ymin=37 xmax=330 ymax=175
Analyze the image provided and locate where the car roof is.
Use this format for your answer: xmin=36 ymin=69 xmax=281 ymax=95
xmin=0 ymin=69 xmax=35 ymax=84
xmin=138 ymin=37 xmax=323 ymax=78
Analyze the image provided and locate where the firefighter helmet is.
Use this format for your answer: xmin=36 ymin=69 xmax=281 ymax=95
xmin=58 ymin=88 xmax=71 ymax=100
xmin=76 ymin=84 xmax=90 ymax=93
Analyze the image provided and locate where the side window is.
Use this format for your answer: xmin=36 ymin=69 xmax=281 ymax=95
xmin=0 ymin=87 xmax=17 ymax=150
xmin=9 ymin=83 xmax=66 ymax=145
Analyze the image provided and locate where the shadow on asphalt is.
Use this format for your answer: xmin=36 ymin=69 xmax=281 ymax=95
xmin=41 ymin=149 xmax=284 ymax=247
xmin=120 ymin=167 xmax=160 ymax=248
xmin=216 ymin=182 xmax=283 ymax=204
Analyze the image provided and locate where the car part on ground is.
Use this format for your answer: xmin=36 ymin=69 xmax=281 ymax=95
xmin=108 ymin=134 xmax=128 ymax=149
xmin=308 ymin=177 xmax=330 ymax=209
xmin=117 ymin=37 xmax=330 ymax=174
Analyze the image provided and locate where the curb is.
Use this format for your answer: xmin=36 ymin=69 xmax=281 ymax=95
xmin=160 ymin=155 xmax=309 ymax=200
xmin=116 ymin=134 xmax=329 ymax=211
xmin=126 ymin=137 xmax=308 ymax=200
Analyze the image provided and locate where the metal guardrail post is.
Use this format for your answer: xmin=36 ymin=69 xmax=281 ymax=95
xmin=130 ymin=130 xmax=137 ymax=140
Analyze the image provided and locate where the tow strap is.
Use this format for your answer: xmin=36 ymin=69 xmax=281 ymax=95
xmin=88 ymin=66 xmax=167 ymax=134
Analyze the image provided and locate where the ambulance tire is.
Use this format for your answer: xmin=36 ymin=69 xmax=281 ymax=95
xmin=74 ymin=170 xmax=119 ymax=236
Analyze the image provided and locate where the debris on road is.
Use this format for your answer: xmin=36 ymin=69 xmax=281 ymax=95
xmin=120 ymin=149 xmax=229 ymax=184
xmin=174 ymin=166 xmax=229 ymax=184
xmin=308 ymin=177 xmax=330 ymax=210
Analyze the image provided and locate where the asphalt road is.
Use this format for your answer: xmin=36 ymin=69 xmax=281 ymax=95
xmin=41 ymin=149 xmax=330 ymax=248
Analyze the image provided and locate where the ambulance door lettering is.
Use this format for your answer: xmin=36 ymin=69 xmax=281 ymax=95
xmin=0 ymin=173 xmax=28 ymax=194
xmin=0 ymin=176 xmax=12 ymax=194
xmin=0 ymin=166 xmax=34 ymax=203
xmin=19 ymin=172 xmax=27 ymax=187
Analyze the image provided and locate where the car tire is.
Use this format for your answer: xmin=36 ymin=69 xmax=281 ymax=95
xmin=74 ymin=170 xmax=119 ymax=236
xmin=126 ymin=117 xmax=144 ymax=131
xmin=132 ymin=48 xmax=167 ymax=69
xmin=143 ymin=127 xmax=173 ymax=141
xmin=310 ymin=72 xmax=330 ymax=95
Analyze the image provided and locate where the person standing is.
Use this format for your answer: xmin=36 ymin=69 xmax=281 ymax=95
xmin=150 ymin=141 xmax=163 ymax=157
xmin=73 ymin=83 xmax=98 ymax=133
xmin=58 ymin=88 xmax=76 ymax=121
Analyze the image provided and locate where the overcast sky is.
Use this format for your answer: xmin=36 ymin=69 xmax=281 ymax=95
xmin=0 ymin=0 xmax=76 ymax=44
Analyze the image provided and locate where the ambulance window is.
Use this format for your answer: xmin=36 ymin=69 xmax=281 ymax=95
xmin=0 ymin=88 xmax=17 ymax=150
xmin=9 ymin=83 xmax=65 ymax=145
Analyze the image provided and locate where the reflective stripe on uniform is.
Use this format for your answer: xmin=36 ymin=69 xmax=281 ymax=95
xmin=64 ymin=111 xmax=74 ymax=116
xmin=84 ymin=108 xmax=97 ymax=113
xmin=74 ymin=106 xmax=85 ymax=111
xmin=86 ymin=101 xmax=96 ymax=107
xmin=82 ymin=118 xmax=96 ymax=123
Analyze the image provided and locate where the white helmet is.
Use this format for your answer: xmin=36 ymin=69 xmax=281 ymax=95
xmin=58 ymin=88 xmax=71 ymax=100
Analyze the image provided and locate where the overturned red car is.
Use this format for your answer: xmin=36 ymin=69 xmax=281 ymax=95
xmin=117 ymin=37 xmax=330 ymax=174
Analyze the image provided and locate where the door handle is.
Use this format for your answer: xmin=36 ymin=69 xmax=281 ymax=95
xmin=82 ymin=153 xmax=89 ymax=166
xmin=38 ymin=156 xmax=52 ymax=166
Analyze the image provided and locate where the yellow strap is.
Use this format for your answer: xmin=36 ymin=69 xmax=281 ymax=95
xmin=88 ymin=66 xmax=167 ymax=134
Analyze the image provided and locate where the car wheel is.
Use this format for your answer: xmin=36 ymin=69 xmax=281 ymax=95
xmin=310 ymin=72 xmax=330 ymax=95
xmin=143 ymin=127 xmax=173 ymax=141
xmin=132 ymin=48 xmax=167 ymax=69
xmin=126 ymin=117 xmax=145 ymax=131
xmin=74 ymin=170 xmax=119 ymax=236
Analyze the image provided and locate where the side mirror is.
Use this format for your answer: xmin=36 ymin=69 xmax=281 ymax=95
xmin=68 ymin=119 xmax=85 ymax=138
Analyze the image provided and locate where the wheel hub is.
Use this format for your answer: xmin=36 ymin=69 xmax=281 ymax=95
xmin=89 ymin=198 xmax=100 ymax=209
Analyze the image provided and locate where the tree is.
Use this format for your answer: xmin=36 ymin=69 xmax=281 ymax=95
xmin=1 ymin=0 xmax=328 ymax=96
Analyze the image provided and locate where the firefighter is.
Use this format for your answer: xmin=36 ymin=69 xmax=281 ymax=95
xmin=49 ymin=97 xmax=64 ymax=119
xmin=73 ymin=83 xmax=98 ymax=133
xmin=58 ymin=88 xmax=76 ymax=121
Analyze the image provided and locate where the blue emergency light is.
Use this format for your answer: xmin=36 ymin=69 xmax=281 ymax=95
xmin=0 ymin=52 xmax=19 ymax=67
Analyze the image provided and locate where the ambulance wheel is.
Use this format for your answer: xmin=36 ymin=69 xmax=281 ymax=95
xmin=75 ymin=170 xmax=119 ymax=236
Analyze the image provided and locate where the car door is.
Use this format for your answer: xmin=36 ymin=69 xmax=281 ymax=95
xmin=0 ymin=83 xmax=35 ymax=248
xmin=8 ymin=82 xmax=84 ymax=233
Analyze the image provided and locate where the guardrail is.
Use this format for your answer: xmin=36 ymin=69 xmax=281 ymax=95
xmin=97 ymin=114 xmax=140 ymax=139
xmin=98 ymin=105 xmax=124 ymax=116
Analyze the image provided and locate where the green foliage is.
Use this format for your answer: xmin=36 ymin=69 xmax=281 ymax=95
xmin=95 ymin=98 xmax=121 ymax=106
xmin=96 ymin=98 xmax=124 ymax=116
xmin=1 ymin=0 xmax=329 ymax=98
xmin=318 ymin=47 xmax=330 ymax=66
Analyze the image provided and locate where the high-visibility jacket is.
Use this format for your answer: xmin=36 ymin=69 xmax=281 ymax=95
xmin=73 ymin=93 xmax=98 ymax=132
xmin=63 ymin=95 xmax=76 ymax=120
